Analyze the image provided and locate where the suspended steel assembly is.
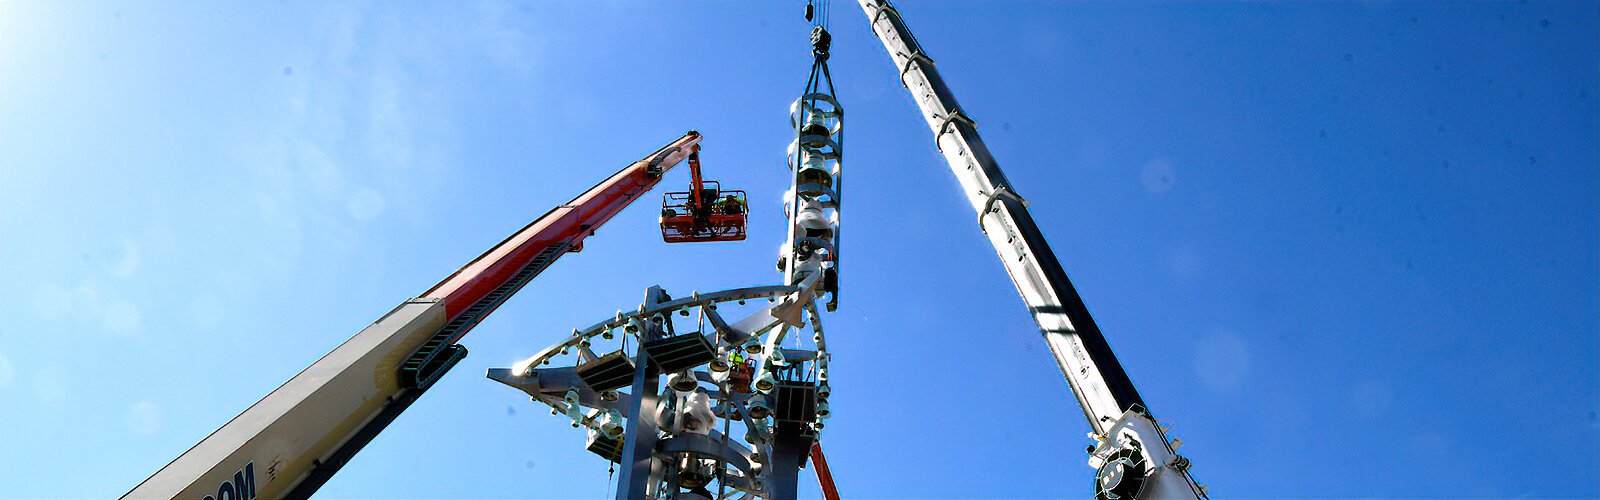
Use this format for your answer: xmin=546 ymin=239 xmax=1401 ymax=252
xmin=490 ymin=10 xmax=845 ymax=500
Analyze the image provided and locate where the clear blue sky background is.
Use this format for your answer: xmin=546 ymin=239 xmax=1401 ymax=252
xmin=1 ymin=1 xmax=1596 ymax=498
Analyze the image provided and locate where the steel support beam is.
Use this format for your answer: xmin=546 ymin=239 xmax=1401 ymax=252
xmin=616 ymin=287 xmax=671 ymax=500
xmin=765 ymin=424 xmax=810 ymax=500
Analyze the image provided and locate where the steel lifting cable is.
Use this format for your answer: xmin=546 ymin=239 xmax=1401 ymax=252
xmin=715 ymin=367 xmax=732 ymax=499
xmin=806 ymin=0 xmax=832 ymax=32
xmin=604 ymin=463 xmax=615 ymax=500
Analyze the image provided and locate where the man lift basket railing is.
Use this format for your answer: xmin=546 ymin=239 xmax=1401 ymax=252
xmin=660 ymin=146 xmax=749 ymax=243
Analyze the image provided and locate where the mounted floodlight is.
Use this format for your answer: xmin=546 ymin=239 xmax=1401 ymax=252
xmin=668 ymin=370 xmax=698 ymax=392
xmin=755 ymin=371 xmax=776 ymax=393
xmin=599 ymin=409 xmax=623 ymax=439
xmin=747 ymin=395 xmax=771 ymax=420
xmin=563 ymin=389 xmax=583 ymax=428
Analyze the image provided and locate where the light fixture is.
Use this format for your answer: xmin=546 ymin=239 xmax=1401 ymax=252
xmin=755 ymin=371 xmax=776 ymax=393
xmin=563 ymin=389 xmax=583 ymax=428
xmin=668 ymin=371 xmax=697 ymax=392
xmin=746 ymin=395 xmax=771 ymax=420
xmin=599 ymin=409 xmax=623 ymax=439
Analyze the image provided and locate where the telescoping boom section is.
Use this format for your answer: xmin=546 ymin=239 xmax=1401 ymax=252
xmin=857 ymin=1 xmax=1205 ymax=498
xmin=123 ymin=132 xmax=703 ymax=500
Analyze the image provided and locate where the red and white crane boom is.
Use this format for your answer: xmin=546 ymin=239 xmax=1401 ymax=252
xmin=123 ymin=132 xmax=702 ymax=500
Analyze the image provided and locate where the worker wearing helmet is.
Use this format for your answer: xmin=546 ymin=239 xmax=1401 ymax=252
xmin=716 ymin=194 xmax=744 ymax=215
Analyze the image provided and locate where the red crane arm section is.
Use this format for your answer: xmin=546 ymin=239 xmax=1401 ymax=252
xmin=422 ymin=131 xmax=702 ymax=320
xmin=811 ymin=442 xmax=841 ymax=500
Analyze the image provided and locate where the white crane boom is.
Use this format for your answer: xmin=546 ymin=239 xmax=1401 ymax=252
xmin=855 ymin=1 xmax=1207 ymax=497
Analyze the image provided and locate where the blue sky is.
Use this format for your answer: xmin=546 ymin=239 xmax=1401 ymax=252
xmin=1 ymin=1 xmax=1596 ymax=498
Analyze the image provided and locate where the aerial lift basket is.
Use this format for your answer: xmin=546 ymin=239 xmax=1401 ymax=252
xmin=660 ymin=148 xmax=747 ymax=243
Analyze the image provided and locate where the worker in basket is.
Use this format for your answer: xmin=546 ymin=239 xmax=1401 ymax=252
xmin=715 ymin=193 xmax=744 ymax=215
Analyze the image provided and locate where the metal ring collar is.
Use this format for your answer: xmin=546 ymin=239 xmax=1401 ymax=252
xmin=871 ymin=3 xmax=899 ymax=29
xmin=978 ymin=185 xmax=1028 ymax=235
xmin=934 ymin=109 xmax=976 ymax=152
xmin=898 ymin=50 xmax=935 ymax=89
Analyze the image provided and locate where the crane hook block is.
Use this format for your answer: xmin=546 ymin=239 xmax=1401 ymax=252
xmin=811 ymin=26 xmax=832 ymax=59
